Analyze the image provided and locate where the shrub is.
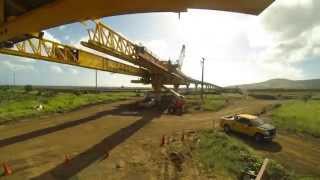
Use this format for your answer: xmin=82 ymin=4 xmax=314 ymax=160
xmin=196 ymin=130 xmax=291 ymax=179
xmin=24 ymin=85 xmax=33 ymax=92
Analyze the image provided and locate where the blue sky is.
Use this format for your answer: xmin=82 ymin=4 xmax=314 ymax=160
xmin=0 ymin=0 xmax=319 ymax=87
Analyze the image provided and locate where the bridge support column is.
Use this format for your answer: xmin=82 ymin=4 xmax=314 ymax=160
xmin=151 ymin=75 xmax=163 ymax=101
xmin=174 ymin=84 xmax=179 ymax=90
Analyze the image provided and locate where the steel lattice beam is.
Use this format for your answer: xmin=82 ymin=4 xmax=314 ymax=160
xmin=0 ymin=37 xmax=148 ymax=77
xmin=82 ymin=22 xmax=188 ymax=85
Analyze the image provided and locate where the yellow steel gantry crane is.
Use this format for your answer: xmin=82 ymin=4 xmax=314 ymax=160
xmin=81 ymin=22 xmax=190 ymax=92
xmin=0 ymin=0 xmax=275 ymax=92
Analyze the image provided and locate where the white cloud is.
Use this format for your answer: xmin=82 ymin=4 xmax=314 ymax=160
xmin=69 ymin=68 xmax=79 ymax=75
xmin=176 ymin=9 xmax=294 ymax=86
xmin=0 ymin=60 xmax=35 ymax=71
xmin=172 ymin=2 xmax=320 ymax=86
xmin=276 ymin=0 xmax=313 ymax=9
xmin=252 ymin=0 xmax=320 ymax=67
xmin=143 ymin=40 xmax=169 ymax=60
xmin=43 ymin=31 xmax=61 ymax=43
xmin=64 ymin=35 xmax=70 ymax=41
xmin=261 ymin=0 xmax=319 ymax=40
xmin=58 ymin=25 xmax=66 ymax=30
xmin=50 ymin=65 xmax=63 ymax=73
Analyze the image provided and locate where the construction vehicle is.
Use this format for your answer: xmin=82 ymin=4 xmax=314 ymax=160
xmin=138 ymin=92 xmax=157 ymax=108
xmin=220 ymin=114 xmax=276 ymax=142
xmin=138 ymin=85 xmax=185 ymax=115
xmin=162 ymin=86 xmax=185 ymax=115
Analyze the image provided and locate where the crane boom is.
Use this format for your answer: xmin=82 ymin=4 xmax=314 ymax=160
xmin=177 ymin=45 xmax=186 ymax=70
xmin=0 ymin=36 xmax=148 ymax=77
xmin=81 ymin=22 xmax=187 ymax=85
xmin=81 ymin=22 xmax=221 ymax=89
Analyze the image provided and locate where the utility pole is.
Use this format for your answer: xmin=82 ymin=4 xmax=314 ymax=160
xmin=95 ymin=69 xmax=98 ymax=91
xmin=12 ymin=69 xmax=16 ymax=88
xmin=201 ymin=57 xmax=205 ymax=101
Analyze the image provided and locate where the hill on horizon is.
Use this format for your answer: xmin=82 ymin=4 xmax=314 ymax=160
xmin=232 ymin=78 xmax=320 ymax=89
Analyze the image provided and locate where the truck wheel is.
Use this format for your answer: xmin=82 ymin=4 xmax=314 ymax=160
xmin=168 ymin=107 xmax=174 ymax=114
xmin=176 ymin=108 xmax=182 ymax=116
xmin=254 ymin=133 xmax=264 ymax=142
xmin=224 ymin=125 xmax=231 ymax=133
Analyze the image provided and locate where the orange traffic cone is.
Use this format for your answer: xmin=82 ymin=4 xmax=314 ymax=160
xmin=2 ymin=162 xmax=12 ymax=176
xmin=64 ymin=154 xmax=71 ymax=165
xmin=160 ymin=135 xmax=166 ymax=147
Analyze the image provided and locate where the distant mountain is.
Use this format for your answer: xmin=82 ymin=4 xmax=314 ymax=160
xmin=233 ymin=78 xmax=320 ymax=89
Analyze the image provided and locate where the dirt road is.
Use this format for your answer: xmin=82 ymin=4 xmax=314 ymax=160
xmin=0 ymin=98 xmax=319 ymax=179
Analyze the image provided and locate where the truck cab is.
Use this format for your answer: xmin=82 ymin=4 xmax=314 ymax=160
xmin=220 ymin=114 xmax=276 ymax=142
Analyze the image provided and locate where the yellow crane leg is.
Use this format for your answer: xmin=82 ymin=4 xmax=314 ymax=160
xmin=151 ymin=74 xmax=163 ymax=101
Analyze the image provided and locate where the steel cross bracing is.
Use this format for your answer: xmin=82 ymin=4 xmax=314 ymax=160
xmin=81 ymin=22 xmax=189 ymax=86
xmin=0 ymin=22 xmax=222 ymax=89
xmin=0 ymin=21 xmax=221 ymax=89
xmin=81 ymin=22 xmax=220 ymax=88
xmin=0 ymin=36 xmax=148 ymax=77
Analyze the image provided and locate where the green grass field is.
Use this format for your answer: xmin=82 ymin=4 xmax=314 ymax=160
xmin=185 ymin=93 xmax=239 ymax=112
xmin=0 ymin=88 xmax=136 ymax=123
xmin=196 ymin=130 xmax=291 ymax=179
xmin=271 ymin=100 xmax=320 ymax=137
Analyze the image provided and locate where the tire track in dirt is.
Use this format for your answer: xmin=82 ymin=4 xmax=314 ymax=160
xmin=1 ymin=98 xmax=319 ymax=179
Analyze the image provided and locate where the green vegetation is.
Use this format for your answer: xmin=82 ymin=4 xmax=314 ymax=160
xmin=271 ymin=100 xmax=320 ymax=137
xmin=185 ymin=94 xmax=230 ymax=112
xmin=196 ymin=130 xmax=291 ymax=179
xmin=0 ymin=87 xmax=136 ymax=123
xmin=238 ymin=78 xmax=320 ymax=89
xmin=24 ymin=84 xmax=33 ymax=92
xmin=248 ymin=89 xmax=319 ymax=100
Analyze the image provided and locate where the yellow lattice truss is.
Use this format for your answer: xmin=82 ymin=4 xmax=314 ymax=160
xmin=0 ymin=37 xmax=148 ymax=77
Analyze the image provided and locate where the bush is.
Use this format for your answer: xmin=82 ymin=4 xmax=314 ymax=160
xmin=266 ymin=160 xmax=293 ymax=180
xmin=302 ymin=94 xmax=312 ymax=102
xmin=196 ymin=130 xmax=291 ymax=179
xmin=73 ymin=90 xmax=82 ymax=96
xmin=0 ymin=85 xmax=10 ymax=91
xmin=24 ymin=85 xmax=33 ymax=92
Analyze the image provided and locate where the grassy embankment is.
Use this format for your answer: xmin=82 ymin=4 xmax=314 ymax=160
xmin=271 ymin=100 xmax=320 ymax=137
xmin=0 ymin=87 xmax=136 ymax=123
xmin=196 ymin=130 xmax=315 ymax=179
